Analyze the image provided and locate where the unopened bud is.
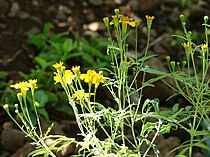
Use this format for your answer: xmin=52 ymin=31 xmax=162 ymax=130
xmin=3 ymin=104 xmax=9 ymax=110
xmin=166 ymin=56 xmax=171 ymax=63
xmin=204 ymin=16 xmax=209 ymax=22
xmin=170 ymin=61 xmax=176 ymax=71
xmin=180 ymin=15 xmax=185 ymax=23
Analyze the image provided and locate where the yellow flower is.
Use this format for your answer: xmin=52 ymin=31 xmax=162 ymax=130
xmin=80 ymin=70 xmax=97 ymax=86
xmin=10 ymin=81 xmax=30 ymax=97
xmin=145 ymin=15 xmax=155 ymax=28
xmin=53 ymin=61 xmax=65 ymax=70
xmin=53 ymin=72 xmax=62 ymax=84
xmin=121 ymin=16 xmax=136 ymax=27
xmin=110 ymin=15 xmax=118 ymax=25
xmin=92 ymin=71 xmax=105 ymax=88
xmin=53 ymin=70 xmax=75 ymax=85
xmin=72 ymin=66 xmax=80 ymax=74
xmin=182 ymin=42 xmax=190 ymax=51
xmin=64 ymin=70 xmax=75 ymax=84
xmin=103 ymin=17 xmax=109 ymax=26
xmin=72 ymin=90 xmax=94 ymax=101
xmin=28 ymin=79 xmax=38 ymax=90
xmin=201 ymin=44 xmax=207 ymax=50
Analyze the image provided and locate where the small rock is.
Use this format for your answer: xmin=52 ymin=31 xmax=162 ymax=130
xmin=45 ymin=138 xmax=55 ymax=147
xmin=24 ymin=26 xmax=40 ymax=36
xmin=1 ymin=128 xmax=26 ymax=153
xmin=31 ymin=0 xmax=39 ymax=7
xmin=193 ymin=152 xmax=204 ymax=157
xmin=0 ymin=150 xmax=10 ymax=157
xmin=30 ymin=15 xmax=42 ymax=24
xmin=60 ymin=144 xmax=74 ymax=156
xmin=40 ymin=117 xmax=65 ymax=135
xmin=8 ymin=2 xmax=20 ymax=17
xmin=0 ymin=23 xmax=7 ymax=29
xmin=104 ymin=0 xmax=116 ymax=7
xmin=0 ymin=0 xmax=10 ymax=14
xmin=18 ymin=11 xmax=30 ymax=19
xmin=11 ymin=142 xmax=36 ymax=157
xmin=88 ymin=0 xmax=103 ymax=6
xmin=2 ymin=121 xmax=13 ymax=129
xmin=85 ymin=12 xmax=95 ymax=22
xmin=47 ymin=5 xmax=57 ymax=15
xmin=83 ymin=22 xmax=106 ymax=31
xmin=129 ymin=0 xmax=161 ymax=14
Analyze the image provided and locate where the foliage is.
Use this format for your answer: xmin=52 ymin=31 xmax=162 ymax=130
xmin=3 ymin=9 xmax=210 ymax=157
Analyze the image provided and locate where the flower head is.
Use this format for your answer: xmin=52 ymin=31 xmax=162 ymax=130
xmin=53 ymin=70 xmax=75 ymax=85
xmin=201 ymin=44 xmax=207 ymax=50
xmin=103 ymin=17 xmax=109 ymax=26
xmin=10 ymin=81 xmax=31 ymax=97
xmin=92 ymin=71 xmax=105 ymax=88
xmin=64 ymin=70 xmax=75 ymax=84
xmin=3 ymin=104 xmax=9 ymax=110
xmin=28 ymin=79 xmax=38 ymax=91
xmin=110 ymin=15 xmax=119 ymax=26
xmin=145 ymin=15 xmax=155 ymax=28
xmin=182 ymin=42 xmax=190 ymax=50
xmin=72 ymin=90 xmax=94 ymax=101
xmin=53 ymin=72 xmax=62 ymax=84
xmin=80 ymin=70 xmax=97 ymax=86
xmin=72 ymin=66 xmax=80 ymax=74
xmin=121 ymin=16 xmax=136 ymax=27
xmin=53 ymin=61 xmax=65 ymax=70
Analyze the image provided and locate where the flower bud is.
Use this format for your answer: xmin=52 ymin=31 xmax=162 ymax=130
xmin=3 ymin=104 xmax=9 ymax=110
xmin=114 ymin=8 xmax=120 ymax=15
xmin=183 ymin=61 xmax=187 ymax=66
xmin=15 ymin=103 xmax=18 ymax=108
xmin=170 ymin=61 xmax=176 ymax=71
xmin=204 ymin=16 xmax=209 ymax=22
xmin=145 ymin=15 xmax=155 ymax=28
xmin=166 ymin=56 xmax=171 ymax=63
xmin=180 ymin=14 xmax=185 ymax=23
xmin=103 ymin=17 xmax=109 ymax=27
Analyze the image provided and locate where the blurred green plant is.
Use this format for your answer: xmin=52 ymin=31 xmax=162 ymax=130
xmin=20 ymin=23 xmax=111 ymax=115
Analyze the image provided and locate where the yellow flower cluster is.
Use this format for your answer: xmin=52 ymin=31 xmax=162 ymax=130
xmin=53 ymin=62 xmax=105 ymax=88
xmin=103 ymin=9 xmax=139 ymax=28
xmin=10 ymin=79 xmax=37 ymax=97
xmin=80 ymin=70 xmax=105 ymax=88
xmin=53 ymin=62 xmax=105 ymax=102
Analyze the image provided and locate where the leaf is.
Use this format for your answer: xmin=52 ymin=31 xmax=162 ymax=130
xmin=185 ymin=106 xmax=192 ymax=112
xmin=37 ymin=108 xmax=49 ymax=121
xmin=194 ymin=142 xmax=210 ymax=151
xmin=28 ymin=148 xmax=48 ymax=157
xmin=63 ymin=38 xmax=73 ymax=53
xmin=82 ymin=43 xmax=104 ymax=59
xmin=137 ymin=54 xmax=158 ymax=63
xmin=140 ymin=67 xmax=168 ymax=75
xmin=172 ymin=103 xmax=179 ymax=113
xmin=43 ymin=22 xmax=54 ymax=36
xmin=34 ymin=56 xmax=48 ymax=70
xmin=34 ymin=90 xmax=48 ymax=107
xmin=0 ymin=71 xmax=8 ymax=79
